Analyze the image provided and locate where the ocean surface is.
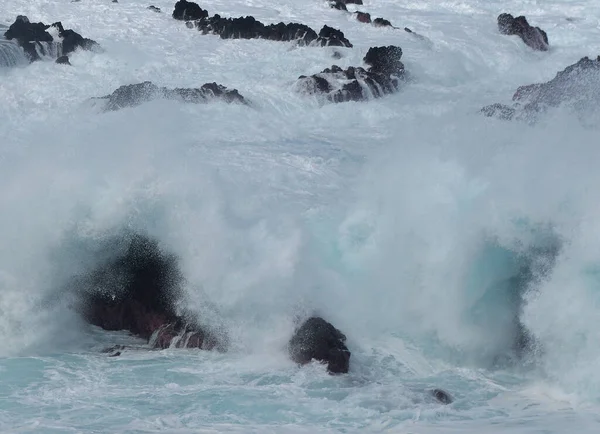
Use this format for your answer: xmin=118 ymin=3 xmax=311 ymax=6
xmin=2 ymin=0 xmax=600 ymax=432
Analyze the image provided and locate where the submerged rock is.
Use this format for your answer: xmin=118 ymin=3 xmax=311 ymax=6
xmin=3 ymin=15 xmax=100 ymax=62
xmin=498 ymin=13 xmax=549 ymax=51
xmin=482 ymin=56 xmax=600 ymax=121
xmin=173 ymin=0 xmax=352 ymax=47
xmin=431 ymin=388 xmax=453 ymax=404
xmin=288 ymin=317 xmax=351 ymax=374
xmin=93 ymin=81 xmax=247 ymax=111
xmin=296 ymin=45 xmax=405 ymax=103
xmin=148 ymin=5 xmax=162 ymax=13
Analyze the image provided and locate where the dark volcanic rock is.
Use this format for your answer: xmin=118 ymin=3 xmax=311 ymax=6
xmin=364 ymin=45 xmax=404 ymax=75
xmin=148 ymin=5 xmax=162 ymax=12
xmin=431 ymin=389 xmax=453 ymax=404
xmin=316 ymin=25 xmax=352 ymax=47
xmin=174 ymin=1 xmax=352 ymax=47
xmin=3 ymin=15 xmax=100 ymax=62
xmin=195 ymin=16 xmax=352 ymax=47
xmin=56 ymin=55 xmax=71 ymax=65
xmin=172 ymin=0 xmax=208 ymax=21
xmin=75 ymin=233 xmax=226 ymax=351
xmin=498 ymin=13 xmax=549 ymax=51
xmin=373 ymin=17 xmax=393 ymax=28
xmin=355 ymin=12 xmax=372 ymax=24
xmin=482 ymin=56 xmax=600 ymax=121
xmin=296 ymin=45 xmax=405 ymax=103
xmin=288 ymin=317 xmax=351 ymax=374
xmin=94 ymin=81 xmax=247 ymax=111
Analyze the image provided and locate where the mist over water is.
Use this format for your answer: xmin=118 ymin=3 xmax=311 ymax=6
xmin=2 ymin=0 xmax=600 ymax=431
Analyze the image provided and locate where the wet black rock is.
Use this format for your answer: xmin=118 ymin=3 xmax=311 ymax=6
xmin=288 ymin=317 xmax=351 ymax=374
xmin=355 ymin=12 xmax=371 ymax=24
xmin=482 ymin=56 xmax=600 ymax=121
xmin=148 ymin=5 xmax=162 ymax=12
xmin=373 ymin=17 xmax=393 ymax=28
xmin=172 ymin=0 xmax=208 ymax=21
xmin=74 ymin=232 xmax=227 ymax=352
xmin=296 ymin=45 xmax=405 ymax=103
xmin=3 ymin=15 xmax=100 ymax=62
xmin=173 ymin=1 xmax=352 ymax=47
xmin=56 ymin=55 xmax=71 ymax=65
xmin=498 ymin=13 xmax=549 ymax=51
xmin=93 ymin=81 xmax=247 ymax=111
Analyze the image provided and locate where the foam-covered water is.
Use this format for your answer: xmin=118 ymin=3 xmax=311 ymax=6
xmin=2 ymin=0 xmax=600 ymax=431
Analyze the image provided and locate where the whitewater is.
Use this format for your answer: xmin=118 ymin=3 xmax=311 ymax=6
xmin=2 ymin=0 xmax=600 ymax=432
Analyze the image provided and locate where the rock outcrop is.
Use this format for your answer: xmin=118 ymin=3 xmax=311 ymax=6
xmin=288 ymin=317 xmax=351 ymax=374
xmin=296 ymin=45 xmax=405 ymax=103
xmin=497 ymin=13 xmax=549 ymax=51
xmin=172 ymin=0 xmax=207 ymax=21
xmin=173 ymin=0 xmax=352 ymax=47
xmin=482 ymin=56 xmax=600 ymax=121
xmin=3 ymin=15 xmax=100 ymax=62
xmin=75 ymin=233 xmax=226 ymax=351
xmin=93 ymin=81 xmax=247 ymax=111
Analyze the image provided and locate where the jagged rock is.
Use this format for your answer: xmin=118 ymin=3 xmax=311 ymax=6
xmin=56 ymin=55 xmax=71 ymax=65
xmin=316 ymin=25 xmax=352 ymax=47
xmin=355 ymin=12 xmax=371 ymax=24
xmin=498 ymin=13 xmax=549 ymax=51
xmin=363 ymin=45 xmax=404 ymax=75
xmin=296 ymin=45 xmax=405 ymax=103
xmin=172 ymin=0 xmax=208 ymax=21
xmin=74 ymin=233 xmax=227 ymax=351
xmin=3 ymin=15 xmax=100 ymax=62
xmin=174 ymin=1 xmax=352 ymax=47
xmin=288 ymin=317 xmax=351 ymax=374
xmin=482 ymin=56 xmax=600 ymax=121
xmin=373 ymin=17 xmax=393 ymax=28
xmin=148 ymin=5 xmax=161 ymax=12
xmin=93 ymin=81 xmax=247 ymax=111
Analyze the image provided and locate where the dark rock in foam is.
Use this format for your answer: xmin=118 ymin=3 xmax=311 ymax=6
xmin=172 ymin=0 xmax=208 ymax=21
xmin=482 ymin=56 xmax=600 ymax=122
xmin=296 ymin=45 xmax=405 ymax=103
xmin=93 ymin=81 xmax=247 ymax=111
xmin=497 ymin=13 xmax=549 ymax=51
xmin=288 ymin=317 xmax=351 ymax=374
xmin=74 ymin=233 xmax=226 ymax=351
xmin=3 ymin=15 xmax=100 ymax=62
xmin=173 ymin=0 xmax=352 ymax=47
